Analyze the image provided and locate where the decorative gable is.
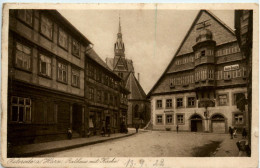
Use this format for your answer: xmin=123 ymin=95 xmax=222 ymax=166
xmin=114 ymin=57 xmax=128 ymax=71
xmin=176 ymin=10 xmax=236 ymax=57
xmin=148 ymin=10 xmax=239 ymax=96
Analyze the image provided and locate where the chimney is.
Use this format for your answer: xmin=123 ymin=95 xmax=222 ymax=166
xmin=138 ymin=73 xmax=140 ymax=83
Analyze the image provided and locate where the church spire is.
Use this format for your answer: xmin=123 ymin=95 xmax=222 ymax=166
xmin=114 ymin=16 xmax=125 ymax=56
xmin=118 ymin=16 xmax=121 ymax=34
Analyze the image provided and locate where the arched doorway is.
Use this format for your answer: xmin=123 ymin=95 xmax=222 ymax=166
xmin=211 ymin=114 xmax=226 ymax=133
xmin=190 ymin=114 xmax=203 ymax=132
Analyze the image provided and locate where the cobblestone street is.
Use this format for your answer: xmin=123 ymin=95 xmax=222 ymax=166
xmin=39 ymin=131 xmax=242 ymax=157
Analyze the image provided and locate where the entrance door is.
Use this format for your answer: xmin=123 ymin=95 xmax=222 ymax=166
xmin=211 ymin=114 xmax=225 ymax=133
xmin=190 ymin=114 xmax=203 ymax=132
xmin=72 ymin=104 xmax=82 ymax=134
xmin=212 ymin=121 xmax=225 ymax=133
xmin=191 ymin=120 xmax=203 ymax=132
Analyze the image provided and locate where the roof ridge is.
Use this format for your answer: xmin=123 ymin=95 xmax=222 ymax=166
xmin=205 ymin=10 xmax=235 ymax=35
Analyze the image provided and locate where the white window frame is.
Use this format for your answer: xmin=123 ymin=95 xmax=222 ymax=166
xmin=72 ymin=68 xmax=80 ymax=87
xmin=58 ymin=27 xmax=68 ymax=50
xmin=11 ymin=96 xmax=31 ymax=123
xmin=15 ymin=42 xmax=32 ymax=71
xmin=166 ymin=114 xmax=173 ymax=124
xmin=40 ymin=14 xmax=53 ymax=40
xmin=156 ymin=115 xmax=163 ymax=124
xmin=39 ymin=53 xmax=52 ymax=77
xmin=176 ymin=114 xmax=184 ymax=125
xmin=57 ymin=62 xmax=68 ymax=83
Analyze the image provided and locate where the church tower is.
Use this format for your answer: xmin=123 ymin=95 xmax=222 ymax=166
xmin=114 ymin=17 xmax=125 ymax=57
xmin=112 ymin=17 xmax=132 ymax=79
xmin=105 ymin=16 xmax=150 ymax=128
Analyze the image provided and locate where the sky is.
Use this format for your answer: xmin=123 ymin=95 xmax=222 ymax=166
xmin=59 ymin=9 xmax=235 ymax=94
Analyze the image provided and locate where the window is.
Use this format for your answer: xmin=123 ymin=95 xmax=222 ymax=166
xmin=40 ymin=14 xmax=53 ymax=40
xmin=96 ymin=90 xmax=102 ymax=102
xmin=237 ymin=69 xmax=242 ymax=77
xmin=11 ymin=96 xmax=31 ymax=123
xmin=177 ymin=114 xmax=184 ymax=124
xmin=15 ymin=42 xmax=32 ymax=71
xmin=188 ymin=97 xmax=195 ymax=107
xmin=234 ymin=114 xmax=244 ymax=124
xmin=166 ymin=99 xmax=172 ymax=108
xmin=208 ymin=69 xmax=214 ymax=79
xmin=72 ymin=39 xmax=80 ymax=57
xmin=201 ymin=50 xmax=205 ymax=56
xmin=57 ymin=62 xmax=67 ymax=83
xmin=219 ymin=94 xmax=228 ymax=106
xmin=176 ymin=98 xmax=183 ymax=108
xmin=224 ymin=71 xmax=231 ymax=80
xmin=17 ymin=10 xmax=33 ymax=27
xmin=156 ymin=115 xmax=163 ymax=124
xmin=72 ymin=68 xmax=80 ymax=87
xmin=58 ymin=28 xmax=68 ymax=49
xmin=39 ymin=54 xmax=51 ymax=77
xmin=156 ymin=100 xmax=162 ymax=109
xmin=203 ymin=69 xmax=207 ymax=80
xmin=88 ymin=87 xmax=94 ymax=100
xmin=166 ymin=115 xmax=173 ymax=124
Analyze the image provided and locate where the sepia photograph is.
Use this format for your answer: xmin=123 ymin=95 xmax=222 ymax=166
xmin=1 ymin=3 xmax=258 ymax=168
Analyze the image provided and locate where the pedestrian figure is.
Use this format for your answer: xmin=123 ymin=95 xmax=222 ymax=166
xmin=242 ymin=128 xmax=247 ymax=139
xmin=237 ymin=140 xmax=250 ymax=156
xmin=135 ymin=124 xmax=139 ymax=133
xmin=233 ymin=127 xmax=237 ymax=138
xmin=229 ymin=127 xmax=233 ymax=139
xmin=176 ymin=125 xmax=179 ymax=133
xmin=67 ymin=128 xmax=72 ymax=140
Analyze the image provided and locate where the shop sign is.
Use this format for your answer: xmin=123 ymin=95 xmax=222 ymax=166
xmin=224 ymin=64 xmax=239 ymax=71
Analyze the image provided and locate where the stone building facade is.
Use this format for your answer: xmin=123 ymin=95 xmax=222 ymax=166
xmin=148 ymin=10 xmax=248 ymax=133
xmin=7 ymin=9 xmax=128 ymax=145
xmin=85 ymin=49 xmax=129 ymax=135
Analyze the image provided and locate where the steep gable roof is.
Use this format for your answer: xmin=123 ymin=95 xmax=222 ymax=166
xmin=125 ymin=72 xmax=147 ymax=100
xmin=147 ymin=10 xmax=237 ymax=97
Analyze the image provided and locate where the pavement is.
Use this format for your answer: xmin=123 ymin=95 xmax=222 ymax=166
xmin=41 ymin=131 xmax=244 ymax=157
xmin=8 ymin=128 xmax=139 ymax=157
xmin=8 ymin=129 xmax=245 ymax=157
xmin=214 ymin=133 xmax=248 ymax=157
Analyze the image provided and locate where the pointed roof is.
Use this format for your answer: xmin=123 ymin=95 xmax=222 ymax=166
xmin=147 ymin=10 xmax=237 ymax=97
xmin=125 ymin=72 xmax=147 ymax=100
xmin=106 ymin=57 xmax=135 ymax=72
xmin=118 ymin=16 xmax=121 ymax=34
xmin=115 ymin=17 xmax=125 ymax=52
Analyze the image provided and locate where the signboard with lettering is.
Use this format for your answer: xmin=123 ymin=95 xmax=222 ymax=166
xmin=224 ymin=64 xmax=239 ymax=71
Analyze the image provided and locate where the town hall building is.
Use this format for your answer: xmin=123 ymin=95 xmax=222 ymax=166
xmin=147 ymin=10 xmax=248 ymax=133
